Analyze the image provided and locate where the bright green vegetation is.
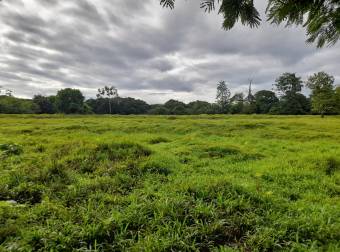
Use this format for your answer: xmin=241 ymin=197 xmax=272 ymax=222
xmin=0 ymin=115 xmax=340 ymax=251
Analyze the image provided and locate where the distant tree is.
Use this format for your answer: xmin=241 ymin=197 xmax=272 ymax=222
xmin=210 ymin=103 xmax=222 ymax=114
xmin=86 ymin=98 xmax=108 ymax=114
xmin=164 ymin=99 xmax=187 ymax=115
xmin=56 ymin=88 xmax=85 ymax=114
xmin=216 ymin=81 xmax=231 ymax=113
xmin=230 ymin=93 xmax=244 ymax=114
xmin=48 ymin=95 xmax=57 ymax=103
xmin=278 ymin=93 xmax=311 ymax=115
xmin=148 ymin=105 xmax=170 ymax=115
xmin=306 ymin=72 xmax=336 ymax=117
xmin=96 ymin=86 xmax=118 ymax=114
xmin=187 ymin=100 xmax=214 ymax=114
xmin=148 ymin=100 xmax=218 ymax=115
xmin=242 ymin=102 xmax=257 ymax=114
xmin=116 ymin=97 xmax=150 ymax=114
xmin=0 ymin=96 xmax=39 ymax=114
xmin=274 ymin=73 xmax=303 ymax=97
xmin=160 ymin=0 xmax=340 ymax=47
xmin=33 ymin=95 xmax=56 ymax=114
xmin=274 ymin=73 xmax=309 ymax=114
xmin=255 ymin=90 xmax=279 ymax=114
xmin=87 ymin=97 xmax=149 ymax=115
xmin=335 ymin=86 xmax=340 ymax=114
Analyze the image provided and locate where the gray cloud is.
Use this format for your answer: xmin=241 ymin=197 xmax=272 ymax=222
xmin=36 ymin=0 xmax=58 ymax=7
xmin=0 ymin=0 xmax=339 ymax=103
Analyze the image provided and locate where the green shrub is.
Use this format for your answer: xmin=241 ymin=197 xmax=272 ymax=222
xmin=12 ymin=183 xmax=43 ymax=204
xmin=95 ymin=142 xmax=151 ymax=161
xmin=0 ymin=143 xmax=23 ymax=157
xmin=141 ymin=160 xmax=171 ymax=175
xmin=324 ymin=157 xmax=340 ymax=175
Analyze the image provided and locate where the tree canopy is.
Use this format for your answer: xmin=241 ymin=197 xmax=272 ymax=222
xmin=307 ymin=71 xmax=337 ymax=116
xmin=274 ymin=72 xmax=303 ymax=96
xmin=216 ymin=81 xmax=231 ymax=112
xmin=56 ymin=88 xmax=85 ymax=114
xmin=160 ymin=0 xmax=340 ymax=47
xmin=273 ymin=73 xmax=311 ymax=114
xmin=33 ymin=95 xmax=56 ymax=114
xmin=254 ymin=90 xmax=278 ymax=114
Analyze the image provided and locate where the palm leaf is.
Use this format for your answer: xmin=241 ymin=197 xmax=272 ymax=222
xmin=160 ymin=0 xmax=175 ymax=9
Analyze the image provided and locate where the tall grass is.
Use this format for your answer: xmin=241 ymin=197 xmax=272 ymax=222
xmin=0 ymin=115 xmax=339 ymax=251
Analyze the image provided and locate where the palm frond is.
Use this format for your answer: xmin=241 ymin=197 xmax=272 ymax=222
xmin=219 ymin=0 xmax=261 ymax=30
xmin=160 ymin=0 xmax=175 ymax=9
xmin=267 ymin=0 xmax=340 ymax=47
xmin=200 ymin=0 xmax=218 ymax=13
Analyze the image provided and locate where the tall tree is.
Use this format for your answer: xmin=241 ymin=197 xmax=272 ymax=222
xmin=116 ymin=97 xmax=150 ymax=115
xmin=187 ymin=100 xmax=214 ymax=114
xmin=274 ymin=73 xmax=310 ymax=114
xmin=274 ymin=72 xmax=303 ymax=96
xmin=160 ymin=0 xmax=340 ymax=47
xmin=148 ymin=105 xmax=171 ymax=115
xmin=33 ymin=95 xmax=56 ymax=114
xmin=164 ymin=99 xmax=187 ymax=115
xmin=0 ymin=96 xmax=39 ymax=114
xmin=254 ymin=90 xmax=279 ymax=114
xmin=230 ymin=92 xmax=244 ymax=114
xmin=306 ymin=72 xmax=336 ymax=117
xmin=334 ymin=86 xmax=340 ymax=114
xmin=216 ymin=81 xmax=231 ymax=113
xmin=96 ymin=86 xmax=118 ymax=114
xmin=56 ymin=88 xmax=85 ymax=114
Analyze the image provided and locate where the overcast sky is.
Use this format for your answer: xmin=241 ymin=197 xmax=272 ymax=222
xmin=0 ymin=0 xmax=339 ymax=103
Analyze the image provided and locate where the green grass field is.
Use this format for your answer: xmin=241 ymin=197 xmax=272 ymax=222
xmin=0 ymin=115 xmax=340 ymax=251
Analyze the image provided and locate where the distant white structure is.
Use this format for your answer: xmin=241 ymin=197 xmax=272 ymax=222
xmin=0 ymin=86 xmax=13 ymax=96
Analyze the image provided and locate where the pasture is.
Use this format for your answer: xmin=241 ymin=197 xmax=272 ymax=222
xmin=0 ymin=115 xmax=339 ymax=251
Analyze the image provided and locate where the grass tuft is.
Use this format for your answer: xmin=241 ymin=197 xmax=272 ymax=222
xmin=324 ymin=157 xmax=340 ymax=176
xmin=95 ymin=142 xmax=151 ymax=161
xmin=0 ymin=143 xmax=23 ymax=157
xmin=204 ymin=146 xmax=241 ymax=158
xmin=12 ymin=183 xmax=43 ymax=204
xmin=148 ymin=137 xmax=170 ymax=144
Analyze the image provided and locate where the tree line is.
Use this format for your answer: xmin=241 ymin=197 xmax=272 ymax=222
xmin=0 ymin=72 xmax=339 ymax=116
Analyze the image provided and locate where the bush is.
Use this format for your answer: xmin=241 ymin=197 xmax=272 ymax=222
xmin=0 ymin=143 xmax=23 ymax=157
xmin=0 ymin=96 xmax=39 ymax=114
xmin=324 ymin=157 xmax=340 ymax=176
xmin=148 ymin=137 xmax=170 ymax=144
xmin=12 ymin=183 xmax=43 ymax=204
xmin=95 ymin=142 xmax=151 ymax=161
